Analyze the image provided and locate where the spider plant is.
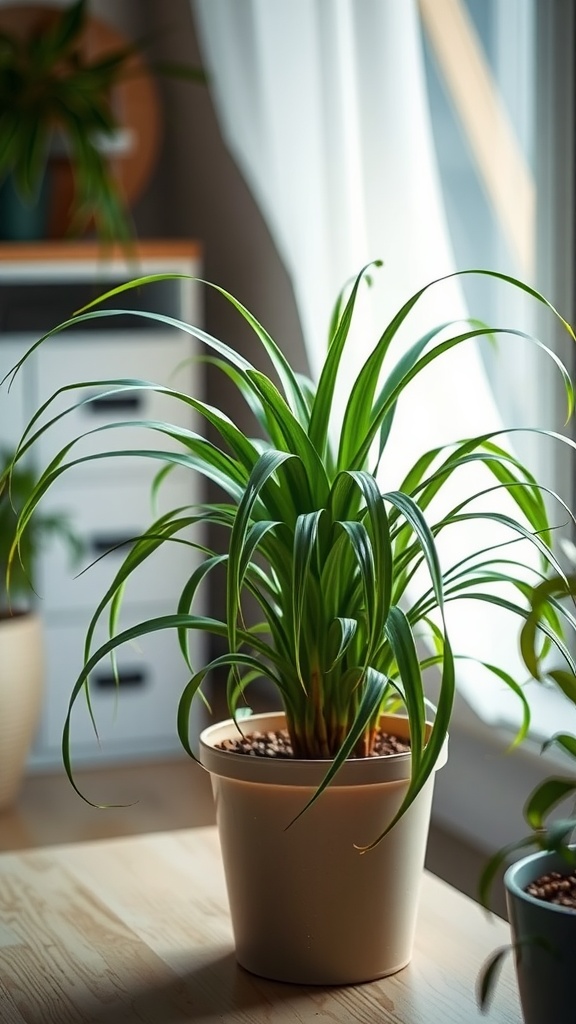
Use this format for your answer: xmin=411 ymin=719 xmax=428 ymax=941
xmin=5 ymin=262 xmax=576 ymax=844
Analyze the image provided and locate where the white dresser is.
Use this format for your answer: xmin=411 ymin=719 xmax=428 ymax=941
xmin=0 ymin=241 xmax=206 ymax=768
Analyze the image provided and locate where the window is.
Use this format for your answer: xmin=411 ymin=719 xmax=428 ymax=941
xmin=422 ymin=0 xmax=574 ymax=496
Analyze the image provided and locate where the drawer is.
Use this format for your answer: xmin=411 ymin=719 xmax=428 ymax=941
xmin=0 ymin=342 xmax=27 ymax=450
xmin=33 ymin=332 xmax=202 ymax=476
xmin=39 ymin=608 xmax=207 ymax=757
xmin=36 ymin=474 xmax=204 ymax=613
xmin=0 ymin=271 xmax=201 ymax=335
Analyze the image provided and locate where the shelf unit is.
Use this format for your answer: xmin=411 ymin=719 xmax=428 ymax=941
xmin=0 ymin=241 xmax=205 ymax=769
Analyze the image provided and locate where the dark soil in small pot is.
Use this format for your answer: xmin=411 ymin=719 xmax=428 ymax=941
xmin=504 ymin=848 xmax=576 ymax=1024
xmin=524 ymin=870 xmax=576 ymax=910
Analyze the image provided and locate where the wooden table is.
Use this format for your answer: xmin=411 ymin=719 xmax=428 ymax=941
xmin=0 ymin=826 xmax=520 ymax=1023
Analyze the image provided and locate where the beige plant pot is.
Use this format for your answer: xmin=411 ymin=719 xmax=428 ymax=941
xmin=200 ymin=710 xmax=448 ymax=985
xmin=0 ymin=612 xmax=43 ymax=810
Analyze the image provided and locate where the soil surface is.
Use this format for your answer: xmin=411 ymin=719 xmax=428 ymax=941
xmin=214 ymin=727 xmax=411 ymax=758
xmin=526 ymin=871 xmax=576 ymax=910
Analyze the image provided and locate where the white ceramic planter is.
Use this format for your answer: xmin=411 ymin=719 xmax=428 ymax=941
xmin=505 ymin=848 xmax=576 ymax=1024
xmin=200 ymin=710 xmax=447 ymax=985
xmin=0 ymin=612 xmax=43 ymax=809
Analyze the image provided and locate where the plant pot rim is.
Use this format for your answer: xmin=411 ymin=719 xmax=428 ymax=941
xmin=0 ymin=608 xmax=39 ymax=626
xmin=505 ymin=846 xmax=576 ymax=916
xmin=199 ymin=710 xmax=448 ymax=787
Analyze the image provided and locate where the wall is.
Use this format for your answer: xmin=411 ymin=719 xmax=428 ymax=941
xmin=136 ymin=0 xmax=307 ymax=370
xmin=91 ymin=1 xmax=307 ymax=391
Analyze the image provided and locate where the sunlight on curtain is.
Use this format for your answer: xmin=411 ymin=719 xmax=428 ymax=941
xmin=421 ymin=0 xmax=556 ymax=484
xmin=191 ymin=0 xmax=548 ymax=727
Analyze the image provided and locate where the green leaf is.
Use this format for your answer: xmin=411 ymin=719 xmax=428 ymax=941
xmin=246 ymin=369 xmax=330 ymax=506
xmin=309 ymin=260 xmax=382 ymax=460
xmin=361 ymin=631 xmax=455 ymax=850
xmin=339 ymin=322 xmax=452 ymax=471
xmin=541 ymin=818 xmax=576 ymax=853
xmin=177 ymin=651 xmax=286 ymax=759
xmin=352 ymin=325 xmax=573 ymax=472
xmin=385 ymin=490 xmax=445 ymax=608
xmin=205 ymin=282 xmax=310 ymax=425
xmin=61 ymin=614 xmax=227 ymax=804
xmin=542 ymin=732 xmax=576 ymax=759
xmin=227 ymin=450 xmax=295 ymax=659
xmin=347 ymin=471 xmax=393 ymax=636
xmin=384 ymin=607 xmax=425 ymax=771
xmin=292 ymin=511 xmax=323 ymax=685
xmin=325 ymin=617 xmax=358 ymax=671
xmin=478 ymin=835 xmax=539 ymax=910
xmin=52 ymin=0 xmax=86 ymax=47
xmin=476 ymin=946 xmax=512 ymax=1013
xmin=521 ymin=573 xmax=576 ymax=679
xmin=524 ymin=778 xmax=576 ymax=830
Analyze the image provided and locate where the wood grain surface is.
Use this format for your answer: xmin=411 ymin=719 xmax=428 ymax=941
xmin=0 ymin=826 xmax=520 ymax=1023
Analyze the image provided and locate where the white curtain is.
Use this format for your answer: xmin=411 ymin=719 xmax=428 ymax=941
xmin=191 ymin=0 xmax=531 ymax=725
xmin=192 ymin=0 xmax=504 ymax=452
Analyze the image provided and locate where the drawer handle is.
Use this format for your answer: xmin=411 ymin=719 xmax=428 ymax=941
xmin=90 ymin=534 xmax=135 ymax=557
xmin=85 ymin=391 xmax=143 ymax=413
xmin=94 ymin=669 xmax=147 ymax=690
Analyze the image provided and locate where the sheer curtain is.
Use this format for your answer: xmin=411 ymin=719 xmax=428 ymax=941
xmin=191 ymin=0 xmax=540 ymax=726
xmin=195 ymin=2 xmax=464 ymax=370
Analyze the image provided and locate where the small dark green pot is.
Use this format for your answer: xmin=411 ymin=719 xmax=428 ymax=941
xmin=0 ymin=171 xmax=51 ymax=241
xmin=505 ymin=847 xmax=576 ymax=1024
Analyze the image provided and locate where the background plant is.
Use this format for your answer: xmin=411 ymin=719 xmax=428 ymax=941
xmin=6 ymin=263 xmax=576 ymax=844
xmin=0 ymin=0 xmax=205 ymax=242
xmin=0 ymin=448 xmax=80 ymax=612
xmin=476 ymin=561 xmax=576 ymax=1011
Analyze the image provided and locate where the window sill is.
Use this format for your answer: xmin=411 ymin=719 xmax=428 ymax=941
xmin=431 ymin=685 xmax=576 ymax=856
